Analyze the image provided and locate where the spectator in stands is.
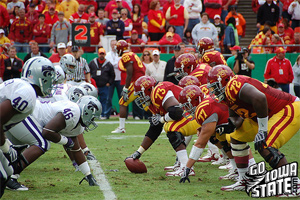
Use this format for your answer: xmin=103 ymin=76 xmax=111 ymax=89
xmin=83 ymin=12 xmax=104 ymax=53
xmin=66 ymin=41 xmax=72 ymax=53
xmin=78 ymin=0 xmax=98 ymax=13
xmin=44 ymin=5 xmax=59 ymax=28
xmin=43 ymin=0 xmax=63 ymax=13
xmin=226 ymin=45 xmax=240 ymax=69
xmin=23 ymin=42 xmax=48 ymax=63
xmin=0 ymin=5 xmax=9 ymax=34
xmin=131 ymin=4 xmax=144 ymax=38
xmin=163 ymin=44 xmax=185 ymax=84
xmin=69 ymin=4 xmax=89 ymax=23
xmin=213 ymin=14 xmax=226 ymax=44
xmin=249 ymin=26 xmax=272 ymax=53
xmin=292 ymin=55 xmax=300 ymax=97
xmin=126 ymin=30 xmax=145 ymax=53
xmin=104 ymin=40 xmax=122 ymax=119
xmin=148 ymin=0 xmax=166 ymax=41
xmin=89 ymin=47 xmax=115 ymax=118
xmin=141 ymin=0 xmax=152 ymax=23
xmin=203 ymin=0 xmax=222 ymax=22
xmin=282 ymin=19 xmax=294 ymax=42
xmin=145 ymin=49 xmax=166 ymax=81
xmin=270 ymin=34 xmax=284 ymax=53
xmin=159 ymin=32 xmax=180 ymax=53
xmin=233 ymin=47 xmax=255 ymax=77
xmin=106 ymin=9 xmax=125 ymax=41
xmin=26 ymin=4 xmax=40 ymax=25
xmin=287 ymin=32 xmax=300 ymax=53
xmin=225 ymin=5 xmax=246 ymax=41
xmin=96 ymin=9 xmax=109 ymax=34
xmin=9 ymin=6 xmax=20 ymax=25
xmin=257 ymin=0 xmax=280 ymax=33
xmin=288 ymin=0 xmax=300 ymax=29
xmin=3 ymin=46 xmax=23 ymax=81
xmin=281 ymin=0 xmax=293 ymax=21
xmin=9 ymin=8 xmax=32 ymax=53
xmin=61 ymin=0 xmax=79 ymax=20
xmin=7 ymin=0 xmax=25 ymax=14
xmin=182 ymin=29 xmax=193 ymax=45
xmin=50 ymin=11 xmax=72 ymax=48
xmin=33 ymin=14 xmax=51 ymax=53
xmin=49 ymin=42 xmax=67 ymax=65
xmin=105 ymin=0 xmax=131 ymax=20
xmin=163 ymin=0 xmax=174 ymax=16
xmin=0 ymin=29 xmax=10 ymax=45
xmin=184 ymin=0 xmax=202 ymax=31
xmin=192 ymin=12 xmax=218 ymax=45
xmin=252 ymin=0 xmax=260 ymax=13
xmin=140 ymin=50 xmax=153 ymax=67
xmin=120 ymin=8 xmax=133 ymax=39
xmin=160 ymin=26 xmax=182 ymax=43
xmin=222 ymin=0 xmax=237 ymax=21
xmin=277 ymin=22 xmax=291 ymax=44
xmin=86 ymin=5 xmax=96 ymax=15
xmin=27 ymin=0 xmax=45 ymax=14
xmin=165 ymin=0 xmax=189 ymax=38
xmin=264 ymin=47 xmax=294 ymax=93
xmin=223 ymin=17 xmax=238 ymax=53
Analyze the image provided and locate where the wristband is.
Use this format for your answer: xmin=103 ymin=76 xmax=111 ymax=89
xmin=159 ymin=116 xmax=166 ymax=124
xmin=123 ymin=87 xmax=128 ymax=92
xmin=137 ymin=146 xmax=146 ymax=154
xmin=163 ymin=113 xmax=173 ymax=122
xmin=57 ymin=135 xmax=68 ymax=145
xmin=189 ymin=145 xmax=204 ymax=160
xmin=257 ymin=117 xmax=268 ymax=132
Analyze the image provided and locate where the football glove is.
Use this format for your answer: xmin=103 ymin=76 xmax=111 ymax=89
xmin=79 ymin=174 xmax=99 ymax=186
xmin=215 ymin=118 xmax=236 ymax=135
xmin=64 ymin=138 xmax=74 ymax=150
xmin=3 ymin=145 xmax=29 ymax=169
xmin=179 ymin=167 xmax=191 ymax=183
xmin=254 ymin=130 xmax=267 ymax=152
xmin=121 ymin=88 xmax=129 ymax=102
xmin=149 ymin=114 xmax=163 ymax=126
xmin=128 ymin=151 xmax=141 ymax=160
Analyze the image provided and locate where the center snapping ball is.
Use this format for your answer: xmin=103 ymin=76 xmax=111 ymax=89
xmin=125 ymin=158 xmax=147 ymax=173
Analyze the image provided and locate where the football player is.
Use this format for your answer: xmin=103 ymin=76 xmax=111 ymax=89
xmin=111 ymin=40 xmax=146 ymax=133
xmin=207 ymin=65 xmax=300 ymax=194
xmin=0 ymin=57 xmax=55 ymax=196
xmin=5 ymin=96 xmax=101 ymax=189
xmin=126 ymin=76 xmax=201 ymax=177
xmin=198 ymin=37 xmax=227 ymax=67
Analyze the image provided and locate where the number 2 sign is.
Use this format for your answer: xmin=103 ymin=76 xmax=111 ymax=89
xmin=72 ymin=23 xmax=90 ymax=47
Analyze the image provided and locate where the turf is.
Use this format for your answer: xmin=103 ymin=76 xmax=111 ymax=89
xmin=3 ymin=120 xmax=300 ymax=200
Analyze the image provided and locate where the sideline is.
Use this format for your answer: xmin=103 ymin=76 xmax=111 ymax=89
xmin=88 ymin=159 xmax=117 ymax=200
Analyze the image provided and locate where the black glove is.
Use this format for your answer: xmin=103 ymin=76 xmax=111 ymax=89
xmin=216 ymin=118 xmax=236 ymax=135
xmin=64 ymin=138 xmax=74 ymax=150
xmin=179 ymin=167 xmax=191 ymax=183
xmin=79 ymin=174 xmax=99 ymax=186
xmin=254 ymin=130 xmax=267 ymax=152
xmin=125 ymin=151 xmax=141 ymax=161
xmin=3 ymin=145 xmax=28 ymax=168
xmin=149 ymin=114 xmax=163 ymax=126
xmin=121 ymin=88 xmax=129 ymax=102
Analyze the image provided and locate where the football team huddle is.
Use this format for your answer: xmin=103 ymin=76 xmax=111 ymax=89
xmin=0 ymin=37 xmax=299 ymax=198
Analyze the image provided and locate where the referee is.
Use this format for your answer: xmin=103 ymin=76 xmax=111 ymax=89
xmin=67 ymin=46 xmax=91 ymax=86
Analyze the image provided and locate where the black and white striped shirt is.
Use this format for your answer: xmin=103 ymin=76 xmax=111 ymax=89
xmin=67 ymin=57 xmax=90 ymax=82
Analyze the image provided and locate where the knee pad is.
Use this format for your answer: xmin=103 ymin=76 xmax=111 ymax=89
xmin=167 ymin=131 xmax=185 ymax=150
xmin=264 ymin=147 xmax=285 ymax=168
xmin=209 ymin=136 xmax=219 ymax=145
xmin=231 ymin=143 xmax=250 ymax=157
xmin=167 ymin=106 xmax=183 ymax=121
xmin=220 ymin=141 xmax=231 ymax=153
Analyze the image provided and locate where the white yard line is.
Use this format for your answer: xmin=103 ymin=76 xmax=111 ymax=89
xmin=88 ymin=159 xmax=117 ymax=200
xmin=96 ymin=121 xmax=148 ymax=124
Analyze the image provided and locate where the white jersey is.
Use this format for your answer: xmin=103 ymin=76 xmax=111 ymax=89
xmin=38 ymin=83 xmax=71 ymax=103
xmin=32 ymin=100 xmax=84 ymax=137
xmin=0 ymin=79 xmax=37 ymax=131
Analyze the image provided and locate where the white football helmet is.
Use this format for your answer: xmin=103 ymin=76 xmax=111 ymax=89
xmin=77 ymin=96 xmax=102 ymax=131
xmin=67 ymin=86 xmax=88 ymax=102
xmin=53 ymin=65 xmax=66 ymax=85
xmin=59 ymin=54 xmax=77 ymax=74
xmin=79 ymin=82 xmax=98 ymax=98
xmin=21 ymin=57 xmax=56 ymax=97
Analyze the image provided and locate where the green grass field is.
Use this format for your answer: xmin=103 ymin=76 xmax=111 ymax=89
xmin=3 ymin=120 xmax=300 ymax=200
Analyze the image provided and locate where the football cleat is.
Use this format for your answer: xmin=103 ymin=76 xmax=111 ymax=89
xmin=111 ymin=127 xmax=126 ymax=133
xmin=219 ymin=169 xmax=238 ymax=181
xmin=219 ymin=162 xmax=233 ymax=170
xmin=211 ymin=156 xmax=228 ymax=165
xmin=197 ymin=150 xmax=219 ymax=162
xmin=165 ymin=167 xmax=195 ymax=177
xmin=79 ymin=174 xmax=99 ymax=186
xmin=221 ymin=180 xmax=246 ymax=191
xmin=164 ymin=161 xmax=180 ymax=171
xmin=6 ymin=176 xmax=28 ymax=191
xmin=85 ymin=151 xmax=96 ymax=160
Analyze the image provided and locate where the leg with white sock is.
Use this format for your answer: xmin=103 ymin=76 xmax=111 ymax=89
xmin=112 ymin=105 xmax=127 ymax=133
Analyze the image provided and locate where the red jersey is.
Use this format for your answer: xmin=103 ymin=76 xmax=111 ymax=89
xmin=201 ymin=50 xmax=227 ymax=66
xmin=287 ymin=39 xmax=300 ymax=53
xmin=122 ymin=18 xmax=133 ymax=37
xmin=9 ymin=18 xmax=32 ymax=43
xmin=150 ymin=81 xmax=182 ymax=115
xmin=118 ymin=52 xmax=146 ymax=85
xmin=195 ymin=96 xmax=229 ymax=126
xmin=69 ymin=12 xmax=89 ymax=24
xmin=126 ymin=38 xmax=145 ymax=53
xmin=25 ymin=11 xmax=39 ymax=25
xmin=169 ymin=5 xmax=185 ymax=26
xmin=44 ymin=12 xmax=59 ymax=28
xmin=224 ymin=75 xmax=297 ymax=120
xmin=189 ymin=63 xmax=211 ymax=86
xmin=33 ymin=22 xmax=51 ymax=44
xmin=82 ymin=22 xmax=104 ymax=53
xmin=147 ymin=10 xmax=165 ymax=33
xmin=49 ymin=53 xmax=63 ymax=65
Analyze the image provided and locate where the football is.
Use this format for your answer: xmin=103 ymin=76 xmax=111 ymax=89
xmin=124 ymin=158 xmax=147 ymax=173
